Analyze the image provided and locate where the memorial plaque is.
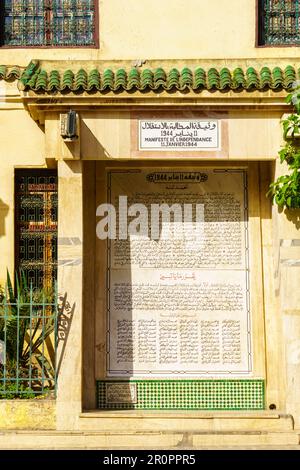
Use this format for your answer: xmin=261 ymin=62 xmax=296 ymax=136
xmin=106 ymin=382 xmax=137 ymax=404
xmin=106 ymin=169 xmax=252 ymax=377
xmin=139 ymin=120 xmax=220 ymax=150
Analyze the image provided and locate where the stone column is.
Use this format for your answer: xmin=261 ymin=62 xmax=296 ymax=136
xmin=274 ymin=159 xmax=300 ymax=429
xmin=56 ymin=160 xmax=83 ymax=430
xmin=280 ymin=217 xmax=300 ymax=429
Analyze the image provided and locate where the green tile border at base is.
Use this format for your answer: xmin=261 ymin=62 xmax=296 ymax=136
xmin=96 ymin=379 xmax=265 ymax=411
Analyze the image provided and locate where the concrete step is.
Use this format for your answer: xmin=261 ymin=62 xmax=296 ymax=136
xmin=78 ymin=411 xmax=295 ymax=433
xmin=0 ymin=430 xmax=299 ymax=449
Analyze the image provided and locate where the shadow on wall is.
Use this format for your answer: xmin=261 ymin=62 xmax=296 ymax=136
xmin=0 ymin=198 xmax=9 ymax=238
xmin=56 ymin=292 xmax=75 ymax=378
xmin=81 ymin=120 xmax=111 ymax=159
xmin=284 ymin=208 xmax=300 ymax=230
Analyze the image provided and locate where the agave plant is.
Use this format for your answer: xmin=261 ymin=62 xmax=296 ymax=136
xmin=0 ymin=270 xmax=56 ymax=395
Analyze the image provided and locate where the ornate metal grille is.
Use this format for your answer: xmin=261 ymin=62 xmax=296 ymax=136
xmin=15 ymin=170 xmax=58 ymax=290
xmin=259 ymin=0 xmax=300 ymax=45
xmin=1 ymin=0 xmax=96 ymax=46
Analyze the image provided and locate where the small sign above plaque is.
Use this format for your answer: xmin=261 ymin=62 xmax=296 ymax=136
xmin=139 ymin=120 xmax=220 ymax=151
xmin=106 ymin=382 xmax=137 ymax=404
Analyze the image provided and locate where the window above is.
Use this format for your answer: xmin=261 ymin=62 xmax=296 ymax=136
xmin=1 ymin=0 xmax=96 ymax=47
xmin=258 ymin=0 xmax=300 ymax=46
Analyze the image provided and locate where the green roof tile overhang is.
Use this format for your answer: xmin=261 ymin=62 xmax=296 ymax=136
xmin=15 ymin=59 xmax=298 ymax=93
xmin=0 ymin=60 xmax=297 ymax=117
xmin=0 ymin=60 xmax=297 ymax=94
xmin=0 ymin=64 xmax=23 ymax=81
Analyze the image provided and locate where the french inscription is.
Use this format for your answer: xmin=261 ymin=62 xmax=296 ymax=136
xmin=139 ymin=120 xmax=220 ymax=150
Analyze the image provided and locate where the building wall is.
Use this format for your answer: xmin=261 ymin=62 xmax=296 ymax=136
xmin=0 ymin=0 xmax=299 ymax=446
xmin=0 ymin=0 xmax=299 ymax=65
xmin=0 ymin=82 xmax=46 ymax=285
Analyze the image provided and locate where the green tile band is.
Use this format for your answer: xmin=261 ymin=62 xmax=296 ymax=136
xmin=0 ymin=61 xmax=297 ymax=93
xmin=97 ymin=379 xmax=265 ymax=411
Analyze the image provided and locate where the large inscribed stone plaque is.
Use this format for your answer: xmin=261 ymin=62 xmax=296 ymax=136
xmin=106 ymin=169 xmax=252 ymax=376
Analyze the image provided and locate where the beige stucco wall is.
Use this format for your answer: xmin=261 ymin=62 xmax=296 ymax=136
xmin=0 ymin=0 xmax=299 ymax=66
xmin=272 ymin=161 xmax=300 ymax=427
xmin=83 ymin=110 xmax=282 ymax=160
xmin=44 ymin=109 xmax=282 ymax=161
xmin=0 ymin=82 xmax=46 ymax=286
xmin=0 ymin=400 xmax=55 ymax=430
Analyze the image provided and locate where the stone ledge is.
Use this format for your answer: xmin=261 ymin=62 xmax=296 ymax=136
xmin=80 ymin=410 xmax=281 ymax=418
xmin=0 ymin=400 xmax=56 ymax=430
xmin=0 ymin=430 xmax=298 ymax=449
xmin=78 ymin=412 xmax=294 ymax=433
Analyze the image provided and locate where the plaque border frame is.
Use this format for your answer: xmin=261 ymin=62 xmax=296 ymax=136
xmin=106 ymin=168 xmax=252 ymax=377
xmin=138 ymin=119 xmax=221 ymax=151
xmin=130 ymin=111 xmax=229 ymax=159
xmin=105 ymin=382 xmax=138 ymax=404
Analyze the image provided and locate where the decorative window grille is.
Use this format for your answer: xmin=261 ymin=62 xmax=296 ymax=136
xmin=1 ymin=0 xmax=96 ymax=46
xmin=15 ymin=170 xmax=58 ymax=290
xmin=258 ymin=0 xmax=300 ymax=45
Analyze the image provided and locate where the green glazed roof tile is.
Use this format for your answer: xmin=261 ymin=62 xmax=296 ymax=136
xmin=0 ymin=65 xmax=6 ymax=78
xmin=194 ymin=68 xmax=206 ymax=88
xmin=127 ymin=68 xmax=140 ymax=89
xmin=35 ymin=70 xmax=48 ymax=90
xmin=272 ymin=67 xmax=284 ymax=88
xmin=88 ymin=69 xmax=101 ymax=89
xmin=115 ymin=69 xmax=127 ymax=90
xmin=27 ymin=72 xmax=39 ymax=89
xmin=219 ymin=68 xmax=232 ymax=89
xmin=7 ymin=66 xmax=22 ymax=80
xmin=61 ymin=70 xmax=74 ymax=90
xmin=246 ymin=67 xmax=260 ymax=89
xmin=180 ymin=67 xmax=193 ymax=88
xmin=260 ymin=66 xmax=272 ymax=88
xmin=153 ymin=68 xmax=166 ymax=88
xmin=140 ymin=69 xmax=154 ymax=89
xmin=74 ymin=69 xmax=88 ymax=90
xmin=102 ymin=69 xmax=115 ymax=90
xmin=207 ymin=68 xmax=220 ymax=89
xmin=284 ymin=65 xmax=296 ymax=87
xmin=19 ymin=60 xmax=39 ymax=87
xmin=0 ymin=64 xmax=22 ymax=80
xmin=48 ymin=70 xmax=60 ymax=90
xmin=167 ymin=68 xmax=180 ymax=88
xmin=232 ymin=67 xmax=246 ymax=88
xmin=1 ymin=61 xmax=299 ymax=94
